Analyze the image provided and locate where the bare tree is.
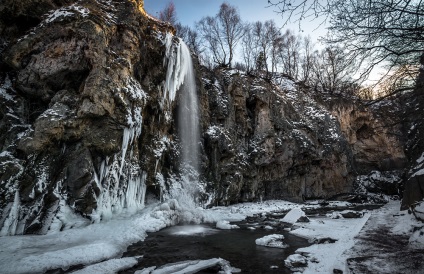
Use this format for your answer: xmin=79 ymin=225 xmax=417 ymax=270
xmin=299 ymin=35 xmax=314 ymax=84
xmin=241 ymin=23 xmax=258 ymax=73
xmin=197 ymin=3 xmax=245 ymax=68
xmin=279 ymin=29 xmax=301 ymax=80
xmin=176 ymin=23 xmax=203 ymax=57
xmin=159 ymin=1 xmax=178 ymax=26
xmin=265 ymin=20 xmax=282 ymax=75
xmin=252 ymin=21 xmax=268 ymax=72
xmin=311 ymin=46 xmax=356 ymax=94
xmin=268 ymin=0 xmax=424 ymax=83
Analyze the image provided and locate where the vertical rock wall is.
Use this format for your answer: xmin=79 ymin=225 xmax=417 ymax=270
xmin=0 ymin=0 xmax=180 ymax=235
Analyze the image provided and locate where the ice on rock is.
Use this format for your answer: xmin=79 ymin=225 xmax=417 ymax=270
xmin=281 ymin=208 xmax=306 ymax=224
xmin=162 ymin=33 xmax=193 ymax=103
xmin=91 ymin=156 xmax=147 ymax=222
xmin=255 ymin=234 xmax=288 ymax=249
xmin=216 ymin=220 xmax=240 ymax=230
xmin=48 ymin=199 xmax=90 ymax=233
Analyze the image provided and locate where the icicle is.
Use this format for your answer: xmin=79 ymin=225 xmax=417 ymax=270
xmin=163 ymin=34 xmax=192 ymax=103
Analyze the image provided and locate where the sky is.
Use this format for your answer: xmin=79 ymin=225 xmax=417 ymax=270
xmin=144 ymin=0 xmax=328 ymax=43
xmin=143 ymin=0 xmax=386 ymax=84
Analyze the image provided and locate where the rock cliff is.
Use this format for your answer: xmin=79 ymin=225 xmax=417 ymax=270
xmin=0 ymin=0 xmax=408 ymax=235
xmin=401 ymin=56 xmax=424 ymax=210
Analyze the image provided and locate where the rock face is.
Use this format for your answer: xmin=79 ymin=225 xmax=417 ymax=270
xmin=401 ymin=55 xmax=424 ymax=210
xmin=327 ymin=98 xmax=406 ymax=173
xmin=0 ymin=0 xmax=407 ymax=234
xmin=199 ymin=71 xmax=354 ymax=204
xmin=0 ymin=0 xmax=179 ymax=235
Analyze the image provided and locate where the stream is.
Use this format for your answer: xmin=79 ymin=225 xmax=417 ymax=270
xmin=121 ymin=221 xmax=310 ymax=273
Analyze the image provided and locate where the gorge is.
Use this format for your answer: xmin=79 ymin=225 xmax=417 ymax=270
xmin=0 ymin=0 xmax=423 ymax=273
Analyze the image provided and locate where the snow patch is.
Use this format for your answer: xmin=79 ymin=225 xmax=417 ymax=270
xmin=45 ymin=4 xmax=89 ymax=23
xmin=416 ymin=152 xmax=424 ymax=164
xmin=0 ymin=74 xmax=14 ymax=101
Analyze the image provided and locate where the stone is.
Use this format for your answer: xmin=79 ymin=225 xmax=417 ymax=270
xmin=284 ymin=254 xmax=308 ymax=268
xmin=340 ymin=211 xmax=363 ymax=219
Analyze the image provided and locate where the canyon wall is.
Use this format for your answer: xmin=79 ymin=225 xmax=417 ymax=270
xmin=0 ymin=0 xmax=408 ymax=234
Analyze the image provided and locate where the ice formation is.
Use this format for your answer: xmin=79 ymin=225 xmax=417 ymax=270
xmin=90 ymin=76 xmax=146 ymax=222
xmin=163 ymin=33 xmax=193 ymax=103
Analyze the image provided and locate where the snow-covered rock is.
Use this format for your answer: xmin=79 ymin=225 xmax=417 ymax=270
xmin=281 ymin=208 xmax=307 ymax=224
xmin=409 ymin=227 xmax=424 ymax=249
xmin=284 ymin=254 xmax=308 ymax=268
xmin=216 ymin=220 xmax=239 ymax=230
xmin=255 ymin=234 xmax=288 ymax=248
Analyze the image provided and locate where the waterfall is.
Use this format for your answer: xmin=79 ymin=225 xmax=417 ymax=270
xmin=161 ymin=34 xmax=206 ymax=213
xmin=178 ymin=41 xmax=200 ymax=173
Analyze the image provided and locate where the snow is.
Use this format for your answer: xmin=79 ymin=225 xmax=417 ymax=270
xmin=45 ymin=5 xmax=90 ymax=23
xmin=0 ymin=204 xmax=175 ymax=274
xmin=0 ymin=199 xmax=414 ymax=274
xmin=289 ymin=211 xmax=371 ymax=273
xmin=216 ymin=220 xmax=239 ymax=230
xmin=137 ymin=258 xmax=240 ymax=274
xmin=417 ymin=152 xmax=424 ymax=164
xmin=255 ymin=234 xmax=288 ymax=248
xmin=69 ymin=257 xmax=139 ymax=274
xmin=284 ymin=254 xmax=308 ymax=268
xmin=412 ymin=168 xmax=424 ymax=178
xmin=0 ymin=74 xmax=14 ymax=101
xmin=281 ymin=208 xmax=306 ymax=224
xmin=409 ymin=227 xmax=424 ymax=249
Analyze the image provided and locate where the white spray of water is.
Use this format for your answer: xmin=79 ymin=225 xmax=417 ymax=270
xmin=178 ymin=40 xmax=200 ymax=173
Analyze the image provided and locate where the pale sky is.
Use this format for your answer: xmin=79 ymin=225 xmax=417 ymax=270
xmin=144 ymin=1 xmax=385 ymax=84
xmin=144 ymin=0 xmax=328 ymax=43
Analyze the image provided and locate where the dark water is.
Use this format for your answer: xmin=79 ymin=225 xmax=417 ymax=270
xmin=121 ymin=222 xmax=310 ymax=274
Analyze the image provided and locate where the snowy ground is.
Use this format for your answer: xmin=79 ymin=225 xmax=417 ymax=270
xmin=345 ymin=201 xmax=424 ymax=273
xmin=0 ymin=199 xmax=421 ymax=273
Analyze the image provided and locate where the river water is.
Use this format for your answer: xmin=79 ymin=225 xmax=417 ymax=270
xmin=121 ymin=221 xmax=310 ymax=273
